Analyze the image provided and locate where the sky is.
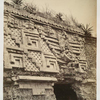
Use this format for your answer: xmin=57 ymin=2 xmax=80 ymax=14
xmin=5 ymin=0 xmax=97 ymax=37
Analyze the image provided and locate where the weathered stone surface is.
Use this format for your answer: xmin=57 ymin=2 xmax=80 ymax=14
xmin=4 ymin=2 xmax=96 ymax=100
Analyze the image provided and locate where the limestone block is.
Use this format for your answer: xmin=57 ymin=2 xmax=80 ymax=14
xmin=33 ymin=28 xmax=39 ymax=35
xmin=9 ymin=53 xmax=23 ymax=68
xmin=15 ymin=77 xmax=57 ymax=98
xmin=18 ymin=76 xmax=57 ymax=82
xmin=4 ymin=26 xmax=22 ymax=47
xmin=8 ymin=16 xmax=15 ymax=28
xmin=23 ymin=54 xmax=39 ymax=72
xmin=4 ymin=46 xmax=24 ymax=69
xmin=23 ymin=21 xmax=34 ymax=30
xmin=22 ymin=31 xmax=40 ymax=52
xmin=28 ymin=51 xmax=42 ymax=67
xmin=40 ymin=38 xmax=52 ymax=54
xmin=40 ymin=54 xmax=59 ymax=73
xmin=49 ymin=28 xmax=57 ymax=38
xmin=4 ymin=35 xmax=18 ymax=47
xmin=32 ymin=88 xmax=45 ymax=95
xmin=41 ymin=34 xmax=45 ymax=39
xmin=4 ymin=55 xmax=10 ymax=69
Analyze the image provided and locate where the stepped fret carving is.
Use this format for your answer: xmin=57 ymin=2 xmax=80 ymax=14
xmin=41 ymin=54 xmax=59 ymax=73
xmin=9 ymin=53 xmax=23 ymax=68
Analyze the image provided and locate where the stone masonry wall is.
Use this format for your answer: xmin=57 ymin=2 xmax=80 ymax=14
xmin=4 ymin=2 xmax=96 ymax=100
xmin=84 ymin=37 xmax=96 ymax=100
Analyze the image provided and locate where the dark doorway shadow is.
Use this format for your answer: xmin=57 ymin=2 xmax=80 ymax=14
xmin=53 ymin=84 xmax=78 ymax=100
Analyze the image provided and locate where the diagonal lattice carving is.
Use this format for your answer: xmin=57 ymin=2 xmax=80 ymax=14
xmin=24 ymin=54 xmax=39 ymax=72
xmin=40 ymin=39 xmax=52 ymax=54
xmin=9 ymin=27 xmax=22 ymax=45
xmin=4 ymin=35 xmax=18 ymax=47
xmin=29 ymin=51 xmax=43 ymax=68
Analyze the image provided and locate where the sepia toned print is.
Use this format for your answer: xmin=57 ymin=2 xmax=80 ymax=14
xmin=3 ymin=0 xmax=96 ymax=100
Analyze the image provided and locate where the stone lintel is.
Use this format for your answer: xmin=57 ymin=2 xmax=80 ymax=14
xmin=82 ymin=79 xmax=96 ymax=84
xmin=17 ymin=75 xmax=57 ymax=82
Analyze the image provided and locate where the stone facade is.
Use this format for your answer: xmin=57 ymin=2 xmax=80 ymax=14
xmin=4 ymin=2 xmax=96 ymax=100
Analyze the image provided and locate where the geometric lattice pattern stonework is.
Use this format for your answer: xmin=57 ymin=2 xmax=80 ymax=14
xmin=4 ymin=35 xmax=18 ymax=47
xmin=3 ymin=3 xmax=96 ymax=100
xmin=29 ymin=51 xmax=43 ymax=67
xmin=24 ymin=54 xmax=39 ymax=72
xmin=9 ymin=27 xmax=22 ymax=43
xmin=40 ymin=39 xmax=52 ymax=54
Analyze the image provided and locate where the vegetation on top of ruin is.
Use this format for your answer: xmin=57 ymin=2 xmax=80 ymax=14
xmin=4 ymin=0 xmax=93 ymax=37
xmin=12 ymin=0 xmax=23 ymax=5
xmin=71 ymin=16 xmax=93 ymax=37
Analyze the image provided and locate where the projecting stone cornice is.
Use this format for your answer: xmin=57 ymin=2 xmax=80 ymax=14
xmin=12 ymin=75 xmax=57 ymax=82
xmin=4 ymin=2 xmax=85 ymax=36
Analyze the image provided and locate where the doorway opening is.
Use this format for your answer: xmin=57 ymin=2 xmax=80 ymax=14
xmin=53 ymin=84 xmax=78 ymax=100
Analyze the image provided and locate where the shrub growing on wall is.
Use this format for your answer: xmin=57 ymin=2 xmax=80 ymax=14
xmin=23 ymin=3 xmax=37 ymax=15
xmin=12 ymin=0 xmax=23 ymax=5
xmin=71 ymin=16 xmax=93 ymax=37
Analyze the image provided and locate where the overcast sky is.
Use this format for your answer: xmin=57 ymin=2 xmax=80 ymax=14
xmin=5 ymin=0 xmax=96 ymax=37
